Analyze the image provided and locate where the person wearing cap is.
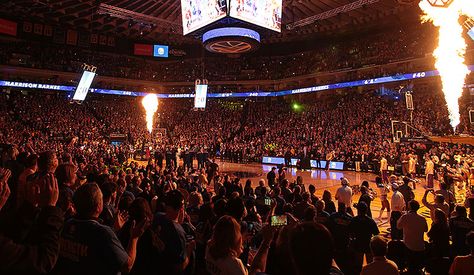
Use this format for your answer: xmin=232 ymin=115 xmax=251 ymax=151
xmin=335 ymin=178 xmax=353 ymax=216
xmin=390 ymin=183 xmax=405 ymax=240
xmin=349 ymin=202 xmax=380 ymax=274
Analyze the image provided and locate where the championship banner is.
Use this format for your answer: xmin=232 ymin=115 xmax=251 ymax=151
xmin=99 ymin=35 xmax=107 ymax=45
xmin=78 ymin=33 xmax=90 ymax=47
xmin=90 ymin=33 xmax=98 ymax=44
xmin=134 ymin=44 xmax=153 ymax=56
xmin=53 ymin=28 xmax=65 ymax=44
xmin=0 ymin=19 xmax=17 ymax=36
xmin=23 ymin=21 xmax=32 ymax=33
xmin=107 ymin=36 xmax=115 ymax=47
xmin=34 ymin=23 xmax=43 ymax=35
xmin=43 ymin=25 xmax=53 ymax=37
xmin=66 ymin=29 xmax=78 ymax=45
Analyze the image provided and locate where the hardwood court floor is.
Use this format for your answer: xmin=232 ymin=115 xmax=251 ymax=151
xmin=217 ymin=161 xmax=441 ymax=238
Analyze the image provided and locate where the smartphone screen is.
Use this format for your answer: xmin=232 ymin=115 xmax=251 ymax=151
xmin=271 ymin=215 xmax=287 ymax=227
xmin=265 ymin=198 xmax=271 ymax=206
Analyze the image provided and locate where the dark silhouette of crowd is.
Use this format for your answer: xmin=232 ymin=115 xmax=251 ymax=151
xmin=0 ymin=25 xmax=439 ymax=83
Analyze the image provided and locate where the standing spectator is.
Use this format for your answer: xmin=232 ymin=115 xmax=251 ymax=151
xmin=390 ymin=183 xmax=405 ymax=240
xmin=422 ymin=189 xmax=450 ymax=218
xmin=361 ymin=236 xmax=399 ymax=275
xmin=350 ymin=202 xmax=380 ymax=274
xmin=449 ymin=231 xmax=474 ymax=275
xmin=322 ymin=190 xmax=337 ymax=214
xmin=267 ymin=167 xmax=276 ymax=189
xmin=358 ymin=186 xmax=374 ymax=218
xmin=398 ymin=177 xmax=415 ymax=210
xmin=397 ymin=200 xmax=428 ymax=274
xmin=427 ymin=209 xmax=450 ymax=259
xmin=153 ymin=189 xmax=195 ymax=275
xmin=335 ymin=178 xmax=353 ymax=216
xmin=449 ymin=206 xmax=474 ymax=256
xmin=328 ymin=203 xmax=354 ymax=274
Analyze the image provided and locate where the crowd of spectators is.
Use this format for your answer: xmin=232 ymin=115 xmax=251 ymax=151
xmin=0 ymin=25 xmax=440 ymax=83
xmin=1 ymin=30 xmax=474 ymax=273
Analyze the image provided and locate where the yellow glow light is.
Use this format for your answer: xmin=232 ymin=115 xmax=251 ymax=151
xmin=141 ymin=94 xmax=158 ymax=133
xmin=419 ymin=0 xmax=473 ymax=130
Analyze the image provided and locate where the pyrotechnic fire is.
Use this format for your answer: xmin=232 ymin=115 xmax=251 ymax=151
xmin=419 ymin=0 xmax=473 ymax=131
xmin=141 ymin=94 xmax=158 ymax=133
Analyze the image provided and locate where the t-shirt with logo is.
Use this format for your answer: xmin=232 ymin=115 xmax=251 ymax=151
xmin=55 ymin=218 xmax=128 ymax=275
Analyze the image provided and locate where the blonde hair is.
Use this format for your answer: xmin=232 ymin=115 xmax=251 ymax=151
xmin=208 ymin=215 xmax=242 ymax=260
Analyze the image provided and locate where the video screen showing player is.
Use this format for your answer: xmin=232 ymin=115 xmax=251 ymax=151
xmin=230 ymin=0 xmax=282 ymax=32
xmin=181 ymin=0 xmax=227 ymax=35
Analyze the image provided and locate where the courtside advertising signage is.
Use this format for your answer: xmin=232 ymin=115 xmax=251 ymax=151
xmin=153 ymin=45 xmax=169 ymax=58
xmin=229 ymin=0 xmax=282 ymax=32
xmin=194 ymin=84 xmax=208 ymax=108
xmin=181 ymin=0 xmax=227 ymax=35
xmin=73 ymin=71 xmax=96 ymax=101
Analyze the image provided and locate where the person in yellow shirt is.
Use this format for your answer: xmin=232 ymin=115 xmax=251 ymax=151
xmin=425 ymin=156 xmax=434 ymax=188
xmin=380 ymin=156 xmax=388 ymax=184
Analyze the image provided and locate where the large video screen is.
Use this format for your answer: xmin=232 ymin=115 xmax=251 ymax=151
xmin=181 ymin=0 xmax=227 ymax=35
xmin=194 ymin=84 xmax=208 ymax=108
xmin=229 ymin=0 xmax=282 ymax=32
xmin=73 ymin=71 xmax=95 ymax=101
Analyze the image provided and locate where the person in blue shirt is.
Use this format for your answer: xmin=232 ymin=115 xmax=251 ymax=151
xmin=56 ymin=183 xmax=147 ymax=275
xmin=153 ymin=189 xmax=195 ymax=275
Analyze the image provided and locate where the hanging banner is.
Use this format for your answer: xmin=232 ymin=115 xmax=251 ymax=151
xmin=22 ymin=21 xmax=32 ymax=33
xmin=78 ymin=33 xmax=90 ymax=47
xmin=53 ymin=28 xmax=65 ymax=44
xmin=99 ymin=35 xmax=107 ymax=45
xmin=134 ymin=44 xmax=153 ymax=56
xmin=66 ymin=29 xmax=78 ymax=45
xmin=90 ymin=33 xmax=98 ymax=44
xmin=34 ymin=23 xmax=43 ymax=35
xmin=107 ymin=36 xmax=115 ymax=47
xmin=43 ymin=25 xmax=53 ymax=37
xmin=0 ymin=19 xmax=17 ymax=36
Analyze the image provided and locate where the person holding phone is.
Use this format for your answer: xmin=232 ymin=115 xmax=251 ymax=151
xmin=205 ymin=215 xmax=274 ymax=275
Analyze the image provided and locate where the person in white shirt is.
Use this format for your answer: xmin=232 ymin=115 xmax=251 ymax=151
xmin=397 ymin=200 xmax=428 ymax=273
xmin=390 ymin=183 xmax=405 ymax=240
xmin=335 ymin=178 xmax=353 ymax=216
xmin=391 ymin=184 xmax=405 ymax=213
xmin=425 ymin=156 xmax=434 ymax=188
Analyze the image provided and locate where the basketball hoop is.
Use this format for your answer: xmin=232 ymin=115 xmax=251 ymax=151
xmin=427 ymin=0 xmax=454 ymax=8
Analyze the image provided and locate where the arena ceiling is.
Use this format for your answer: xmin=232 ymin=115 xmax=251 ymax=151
xmin=1 ymin=0 xmax=420 ymax=44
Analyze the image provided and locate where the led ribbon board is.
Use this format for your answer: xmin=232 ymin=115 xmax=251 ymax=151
xmin=1 ymin=65 xmax=473 ymax=98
